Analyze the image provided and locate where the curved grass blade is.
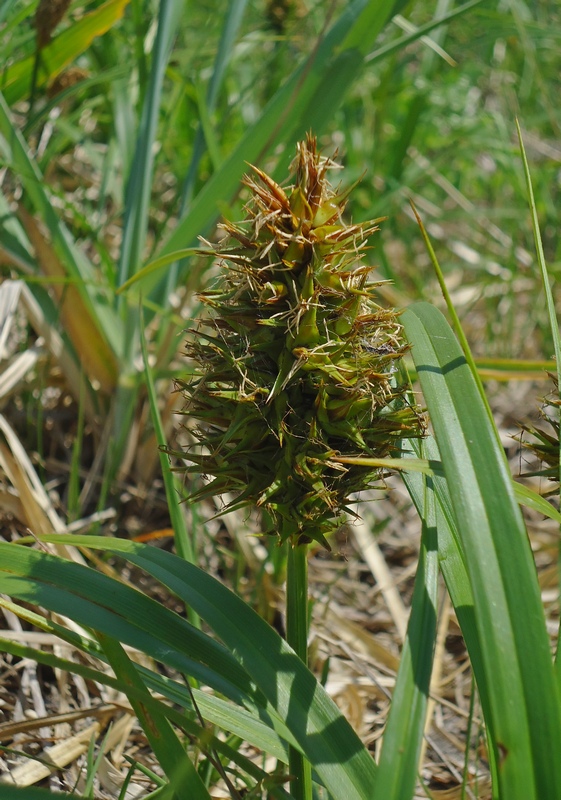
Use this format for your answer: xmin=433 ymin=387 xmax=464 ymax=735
xmin=402 ymin=301 xmax=561 ymax=800
xmin=516 ymin=121 xmax=561 ymax=394
xmin=0 ymin=541 xmax=261 ymax=709
xmin=513 ymin=480 xmax=561 ymax=523
xmin=38 ymin=534 xmax=379 ymax=800
xmin=0 ymin=631 xmax=292 ymax=783
xmin=336 ymin=454 xmax=561 ymax=524
xmin=115 ymin=248 xmax=203 ymax=294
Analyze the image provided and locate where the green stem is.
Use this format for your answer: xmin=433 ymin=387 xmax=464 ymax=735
xmin=286 ymin=541 xmax=313 ymax=800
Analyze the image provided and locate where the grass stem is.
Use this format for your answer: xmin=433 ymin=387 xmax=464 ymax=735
xmin=286 ymin=541 xmax=312 ymax=800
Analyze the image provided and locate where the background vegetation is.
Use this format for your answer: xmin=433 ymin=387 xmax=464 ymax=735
xmin=0 ymin=0 xmax=560 ymax=798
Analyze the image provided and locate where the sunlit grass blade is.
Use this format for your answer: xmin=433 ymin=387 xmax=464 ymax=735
xmin=513 ymin=480 xmax=561 ymax=523
xmin=475 ymin=356 xmax=556 ymax=379
xmin=35 ymin=534 xmax=379 ymax=799
xmin=117 ymin=0 xmax=184 ymax=291
xmin=116 ymin=248 xmax=203 ymax=294
xmin=402 ymin=301 xmax=561 ymax=800
xmin=374 ymin=471 xmax=438 ymax=799
xmin=1 ymin=0 xmax=130 ymax=105
xmin=336 ymin=455 xmax=561 ymax=524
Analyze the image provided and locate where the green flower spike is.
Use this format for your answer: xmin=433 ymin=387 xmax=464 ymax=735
xmin=178 ymin=134 xmax=424 ymax=550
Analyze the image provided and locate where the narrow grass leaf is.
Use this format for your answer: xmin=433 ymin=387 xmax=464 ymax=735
xmin=375 ymin=472 xmax=439 ymax=799
xmin=515 ymin=127 xmax=561 ymax=380
xmin=516 ymin=121 xmax=561 ymax=557
xmin=139 ymin=306 xmax=196 ymax=567
xmin=117 ymin=0 xmax=184 ymax=289
xmin=402 ymin=302 xmax=561 ymax=800
xmin=98 ymin=633 xmax=211 ymax=800
xmin=409 ymin=200 xmax=494 ymax=426
xmin=116 ymin=248 xmax=203 ymax=294
xmin=513 ymin=480 xmax=561 ymax=523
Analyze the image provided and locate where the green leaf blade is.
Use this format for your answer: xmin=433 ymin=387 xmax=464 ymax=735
xmin=403 ymin=301 xmax=561 ymax=800
xmin=33 ymin=535 xmax=379 ymax=800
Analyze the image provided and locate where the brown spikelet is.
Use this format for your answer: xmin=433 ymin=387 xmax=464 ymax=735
xmin=34 ymin=0 xmax=72 ymax=48
xmin=48 ymin=67 xmax=89 ymax=99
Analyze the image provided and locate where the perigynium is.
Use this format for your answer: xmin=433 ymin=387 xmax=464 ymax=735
xmin=519 ymin=377 xmax=561 ymax=488
xmin=178 ymin=134 xmax=424 ymax=550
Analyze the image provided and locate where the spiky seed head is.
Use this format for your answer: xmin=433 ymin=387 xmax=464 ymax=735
xmin=518 ymin=376 xmax=560 ymax=485
xmin=178 ymin=135 xmax=424 ymax=549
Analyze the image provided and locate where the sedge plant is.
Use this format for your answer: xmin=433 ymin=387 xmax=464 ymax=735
xmin=0 ymin=0 xmax=484 ymax=501
xmin=2 ymin=133 xmax=561 ymax=798
xmin=176 ymin=134 xmax=424 ymax=797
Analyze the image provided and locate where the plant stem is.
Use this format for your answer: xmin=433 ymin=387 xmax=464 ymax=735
xmin=286 ymin=541 xmax=313 ymax=800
